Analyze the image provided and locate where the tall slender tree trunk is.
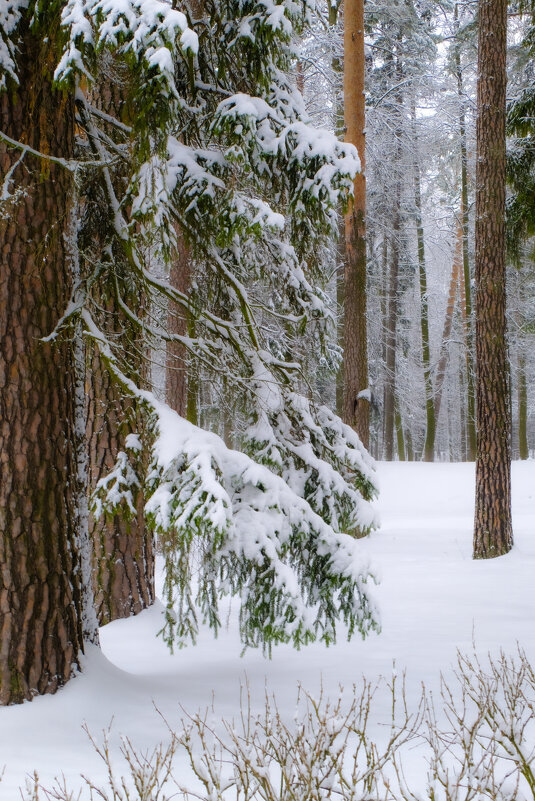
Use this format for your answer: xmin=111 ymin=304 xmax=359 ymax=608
xmin=378 ymin=237 xmax=389 ymax=458
xmin=69 ymin=180 xmax=100 ymax=646
xmin=406 ymin=427 xmax=414 ymax=462
xmin=412 ymin=105 xmax=435 ymax=461
xmin=343 ymin=0 xmax=369 ymax=447
xmin=327 ymin=0 xmax=346 ymax=420
xmin=0 ymin=12 xmax=86 ymax=703
xmin=166 ymin=235 xmax=191 ymax=417
xmin=455 ymin=3 xmax=477 ymax=460
xmin=166 ymin=231 xmax=199 ymax=424
xmin=473 ymin=0 xmax=512 ymax=558
xmin=517 ymin=349 xmax=529 ymax=460
xmin=395 ymin=403 xmax=406 ymax=461
xmin=459 ymin=357 xmax=468 ymax=460
xmin=434 ymin=220 xmax=462 ymax=430
xmin=384 ymin=192 xmax=400 ymax=461
xmin=383 ymin=52 xmax=403 ymax=461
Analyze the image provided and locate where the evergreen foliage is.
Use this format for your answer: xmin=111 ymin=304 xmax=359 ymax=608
xmin=1 ymin=0 xmax=379 ymax=654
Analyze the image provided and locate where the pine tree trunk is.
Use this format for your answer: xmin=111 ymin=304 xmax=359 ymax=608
xmin=455 ymin=3 xmax=477 ymax=460
xmin=378 ymin=238 xmax=388 ymax=459
xmin=85 ymin=57 xmax=154 ymax=624
xmin=412 ymin=105 xmax=435 ymax=462
xmin=517 ymin=349 xmax=529 ymax=460
xmin=406 ymin=428 xmax=414 ymax=462
xmin=0 ymin=13 xmax=85 ymax=703
xmin=383 ymin=53 xmax=403 ymax=462
xmin=384 ymin=185 xmax=401 ymax=461
xmin=336 ymin=247 xmax=346 ymax=419
xmin=395 ymin=404 xmax=406 ymax=461
xmin=330 ymin=1 xmax=346 ymax=421
xmin=166 ymin=235 xmax=191 ymax=417
xmin=69 ymin=183 xmax=100 ymax=645
xmin=473 ymin=0 xmax=512 ymax=559
xmin=459 ymin=358 xmax=468 ymax=460
xmin=434 ymin=221 xmax=462 ymax=429
xmin=343 ymin=0 xmax=369 ymax=447
xmin=88 ymin=353 xmax=154 ymax=625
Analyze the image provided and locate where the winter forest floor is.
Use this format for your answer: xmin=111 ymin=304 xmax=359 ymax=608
xmin=1 ymin=461 xmax=535 ymax=798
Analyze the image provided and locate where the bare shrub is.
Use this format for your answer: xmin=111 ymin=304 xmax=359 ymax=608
xmin=19 ymin=649 xmax=535 ymax=801
xmin=177 ymin=676 xmax=421 ymax=801
xmin=390 ymin=648 xmax=535 ymax=801
xmin=21 ymin=724 xmax=178 ymax=801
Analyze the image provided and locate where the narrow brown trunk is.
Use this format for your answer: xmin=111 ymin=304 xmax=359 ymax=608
xmin=343 ymin=0 xmax=369 ymax=447
xmin=166 ymin=235 xmax=191 ymax=417
xmin=412 ymin=105 xmax=435 ymax=462
xmin=384 ymin=187 xmax=401 ymax=461
xmin=296 ymin=61 xmax=305 ymax=96
xmin=330 ymin=1 xmax=346 ymax=420
xmin=473 ymin=0 xmax=512 ymax=558
xmin=0 ymin=14 xmax=85 ymax=703
xmin=378 ymin=238 xmax=388 ymax=458
xmin=395 ymin=404 xmax=406 ymax=461
xmin=383 ymin=52 xmax=403 ymax=462
xmin=459 ymin=357 xmax=468 ymax=460
xmin=406 ymin=427 xmax=414 ymax=462
xmin=434 ymin=221 xmax=462 ymax=428
xmin=518 ymin=349 xmax=529 ymax=460
xmin=454 ymin=4 xmax=477 ymax=461
xmin=336 ymin=248 xmax=345 ymax=419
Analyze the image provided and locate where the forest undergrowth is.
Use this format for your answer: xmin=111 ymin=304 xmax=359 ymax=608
xmin=15 ymin=647 xmax=535 ymax=801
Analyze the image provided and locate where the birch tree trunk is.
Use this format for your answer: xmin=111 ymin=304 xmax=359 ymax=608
xmin=473 ymin=0 xmax=512 ymax=559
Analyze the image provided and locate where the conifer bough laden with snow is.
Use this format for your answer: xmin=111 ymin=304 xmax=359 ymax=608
xmin=0 ymin=0 xmax=379 ymax=704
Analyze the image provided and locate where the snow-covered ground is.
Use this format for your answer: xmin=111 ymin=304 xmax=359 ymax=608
xmin=1 ymin=461 xmax=534 ymax=798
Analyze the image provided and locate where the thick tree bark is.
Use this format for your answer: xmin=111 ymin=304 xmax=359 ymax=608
xmin=343 ymin=0 xmax=369 ymax=447
xmin=88 ymin=356 xmax=154 ymax=625
xmin=0 ymin=13 xmax=85 ymax=703
xmin=85 ymin=57 xmax=154 ymax=624
xmin=473 ymin=0 xmax=512 ymax=558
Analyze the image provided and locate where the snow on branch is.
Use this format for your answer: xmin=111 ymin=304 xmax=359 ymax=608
xmin=0 ymin=1 xmax=25 ymax=89
xmin=146 ymin=401 xmax=380 ymax=651
xmin=86 ymin=311 xmax=378 ymax=652
xmin=55 ymin=0 xmax=198 ymax=90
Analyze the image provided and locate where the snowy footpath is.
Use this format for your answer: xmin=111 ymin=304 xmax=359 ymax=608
xmin=1 ymin=461 xmax=534 ymax=798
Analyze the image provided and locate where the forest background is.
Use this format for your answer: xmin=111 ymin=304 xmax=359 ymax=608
xmin=1 ymin=0 xmax=535 ymax=794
